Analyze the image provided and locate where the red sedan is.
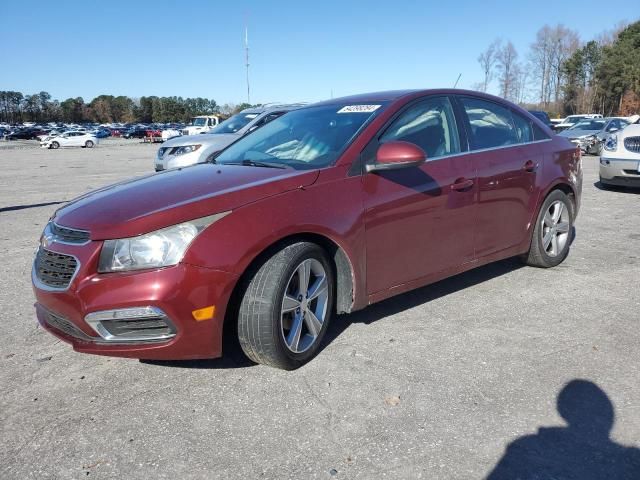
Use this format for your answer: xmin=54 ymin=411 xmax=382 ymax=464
xmin=32 ymin=89 xmax=582 ymax=369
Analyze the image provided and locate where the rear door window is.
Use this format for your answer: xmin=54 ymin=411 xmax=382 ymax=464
xmin=460 ymin=97 xmax=519 ymax=150
xmin=511 ymin=111 xmax=533 ymax=143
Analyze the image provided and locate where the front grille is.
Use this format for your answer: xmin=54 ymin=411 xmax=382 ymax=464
xmin=50 ymin=223 xmax=90 ymax=244
xmin=34 ymin=248 xmax=78 ymax=289
xmin=182 ymin=129 xmax=189 ymax=135
xmin=42 ymin=309 xmax=93 ymax=341
xmin=624 ymin=136 xmax=640 ymax=153
xmin=623 ymin=169 xmax=640 ymax=176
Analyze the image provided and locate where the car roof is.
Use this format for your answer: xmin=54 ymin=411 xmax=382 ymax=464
xmin=310 ymin=88 xmax=522 ymax=107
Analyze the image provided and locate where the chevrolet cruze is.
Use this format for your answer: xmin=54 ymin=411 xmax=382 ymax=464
xmin=32 ymin=90 xmax=582 ymax=369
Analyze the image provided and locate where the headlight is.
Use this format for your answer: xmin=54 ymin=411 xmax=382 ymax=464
xmin=603 ymin=134 xmax=617 ymax=152
xmin=173 ymin=145 xmax=202 ymax=156
xmin=98 ymin=212 xmax=229 ymax=272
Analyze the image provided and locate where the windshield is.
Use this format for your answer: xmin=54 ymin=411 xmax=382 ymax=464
xmin=569 ymin=120 xmax=606 ymax=131
xmin=209 ymin=112 xmax=260 ymax=134
xmin=564 ymin=116 xmax=586 ymax=125
xmin=215 ymin=103 xmax=386 ymax=169
xmin=192 ymin=117 xmax=207 ymax=126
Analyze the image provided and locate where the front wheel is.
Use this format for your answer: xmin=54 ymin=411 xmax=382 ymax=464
xmin=51 ymin=141 xmax=59 ymax=149
xmin=522 ymin=190 xmax=574 ymax=268
xmin=238 ymin=242 xmax=334 ymax=370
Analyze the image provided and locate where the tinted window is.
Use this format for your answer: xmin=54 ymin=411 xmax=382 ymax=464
xmin=380 ymin=96 xmax=460 ymax=159
xmin=512 ymin=112 xmax=533 ymax=143
xmin=461 ymin=97 xmax=520 ymax=150
xmin=532 ymin=122 xmax=550 ymax=141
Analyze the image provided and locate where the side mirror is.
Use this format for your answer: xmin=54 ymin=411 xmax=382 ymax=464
xmin=366 ymin=141 xmax=426 ymax=173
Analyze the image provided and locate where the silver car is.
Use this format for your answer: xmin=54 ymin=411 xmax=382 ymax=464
xmin=155 ymin=104 xmax=305 ymax=171
xmin=558 ymin=117 xmax=629 ymax=155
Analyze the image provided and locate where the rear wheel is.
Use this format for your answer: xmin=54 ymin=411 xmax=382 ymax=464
xmin=238 ymin=242 xmax=334 ymax=370
xmin=51 ymin=141 xmax=59 ymax=149
xmin=522 ymin=190 xmax=573 ymax=268
xmin=85 ymin=140 xmax=94 ymax=148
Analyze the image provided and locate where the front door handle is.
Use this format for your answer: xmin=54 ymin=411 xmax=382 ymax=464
xmin=523 ymin=160 xmax=538 ymax=172
xmin=451 ymin=178 xmax=474 ymax=191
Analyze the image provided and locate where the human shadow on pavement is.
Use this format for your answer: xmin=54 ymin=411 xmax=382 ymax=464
xmin=486 ymin=379 xmax=640 ymax=480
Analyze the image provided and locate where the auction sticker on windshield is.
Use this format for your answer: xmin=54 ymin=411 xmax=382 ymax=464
xmin=337 ymin=105 xmax=381 ymax=113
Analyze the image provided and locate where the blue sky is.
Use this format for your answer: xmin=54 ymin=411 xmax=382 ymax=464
xmin=0 ymin=1 xmax=634 ymax=105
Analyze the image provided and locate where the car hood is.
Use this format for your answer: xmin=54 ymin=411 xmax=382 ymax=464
xmin=163 ymin=133 xmax=239 ymax=148
xmin=620 ymin=124 xmax=640 ymax=136
xmin=53 ymin=164 xmax=319 ymax=240
xmin=558 ymin=129 xmax=600 ymax=138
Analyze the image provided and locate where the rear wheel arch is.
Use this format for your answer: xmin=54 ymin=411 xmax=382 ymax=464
xmin=544 ymin=181 xmax=576 ymax=212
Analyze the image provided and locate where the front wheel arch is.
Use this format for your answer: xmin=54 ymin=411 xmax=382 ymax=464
xmin=222 ymin=233 xmax=356 ymax=356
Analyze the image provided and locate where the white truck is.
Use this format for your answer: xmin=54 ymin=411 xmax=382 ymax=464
xmin=181 ymin=115 xmax=221 ymax=136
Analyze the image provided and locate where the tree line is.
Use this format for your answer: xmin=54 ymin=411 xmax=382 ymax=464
xmin=0 ymin=92 xmax=253 ymax=124
xmin=475 ymin=20 xmax=640 ymax=117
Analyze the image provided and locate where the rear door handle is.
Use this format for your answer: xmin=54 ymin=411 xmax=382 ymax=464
xmin=451 ymin=178 xmax=474 ymax=191
xmin=523 ymin=160 xmax=538 ymax=172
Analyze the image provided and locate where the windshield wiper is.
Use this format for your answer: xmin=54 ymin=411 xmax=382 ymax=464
xmin=223 ymin=160 xmax=288 ymax=169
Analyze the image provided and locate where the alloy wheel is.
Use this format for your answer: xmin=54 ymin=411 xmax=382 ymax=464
xmin=541 ymin=200 xmax=570 ymax=257
xmin=280 ymin=258 xmax=329 ymax=353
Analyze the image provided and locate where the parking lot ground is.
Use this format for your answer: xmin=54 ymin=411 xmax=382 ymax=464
xmin=1 ymin=142 xmax=639 ymax=479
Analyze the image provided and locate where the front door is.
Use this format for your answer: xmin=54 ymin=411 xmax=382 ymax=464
xmin=363 ymin=96 xmax=476 ymax=295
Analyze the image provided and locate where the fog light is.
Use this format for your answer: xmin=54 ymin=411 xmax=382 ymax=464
xmin=600 ymin=158 xmax=610 ymax=165
xmin=85 ymin=306 xmax=176 ymax=342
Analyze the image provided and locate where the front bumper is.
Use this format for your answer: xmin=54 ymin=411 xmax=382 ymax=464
xmin=600 ymin=157 xmax=640 ymax=187
xmin=32 ymin=240 xmax=238 ymax=360
xmin=155 ymin=151 xmax=202 ymax=171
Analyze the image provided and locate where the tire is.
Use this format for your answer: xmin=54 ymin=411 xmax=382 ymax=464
xmin=522 ymin=190 xmax=574 ymax=268
xmin=594 ymin=143 xmax=603 ymax=156
xmin=85 ymin=140 xmax=94 ymax=148
xmin=51 ymin=141 xmax=59 ymax=149
xmin=238 ymin=242 xmax=334 ymax=370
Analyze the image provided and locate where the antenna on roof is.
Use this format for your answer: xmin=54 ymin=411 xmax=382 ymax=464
xmin=453 ymin=73 xmax=462 ymax=89
xmin=244 ymin=24 xmax=250 ymax=104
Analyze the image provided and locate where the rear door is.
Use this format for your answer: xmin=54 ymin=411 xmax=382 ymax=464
xmin=457 ymin=96 xmax=543 ymax=257
xmin=363 ymin=95 xmax=476 ymax=295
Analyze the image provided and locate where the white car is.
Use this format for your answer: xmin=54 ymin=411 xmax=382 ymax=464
xmin=181 ymin=115 xmax=221 ymax=135
xmin=40 ymin=131 xmax=98 ymax=149
xmin=161 ymin=128 xmax=182 ymax=141
xmin=155 ymin=104 xmax=304 ymax=171
xmin=600 ymin=121 xmax=640 ymax=188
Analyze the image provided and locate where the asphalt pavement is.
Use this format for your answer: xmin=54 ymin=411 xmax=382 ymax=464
xmin=1 ymin=140 xmax=638 ymax=479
